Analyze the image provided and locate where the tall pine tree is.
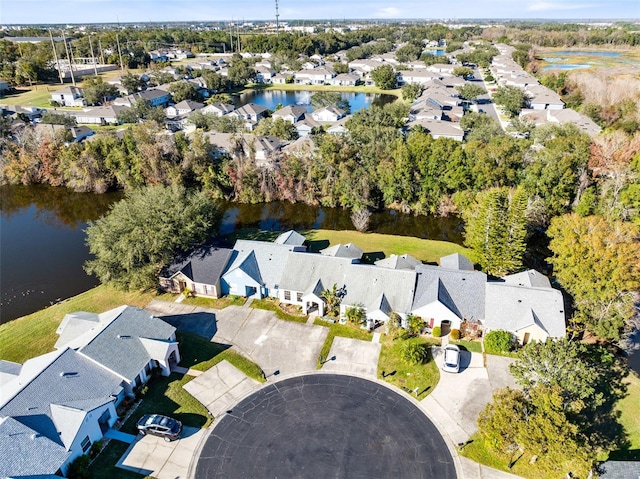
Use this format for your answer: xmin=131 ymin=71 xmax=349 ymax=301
xmin=464 ymin=187 xmax=529 ymax=276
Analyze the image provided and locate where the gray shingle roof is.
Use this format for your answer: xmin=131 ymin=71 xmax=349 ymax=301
xmin=484 ymin=282 xmax=565 ymax=338
xmin=0 ymin=348 xmax=123 ymax=444
xmin=161 ymin=246 xmax=233 ymax=286
xmin=375 ymin=254 xmax=421 ymax=270
xmin=274 ymin=230 xmax=306 ymax=246
xmin=597 ymin=460 xmax=640 ymax=479
xmin=226 ymin=240 xmax=300 ymax=291
xmin=412 ymin=264 xmax=487 ymax=321
xmin=79 ymin=306 xmax=176 ymax=381
xmin=0 ymin=417 xmax=70 ymax=478
xmin=502 ymin=270 xmax=551 ymax=289
xmin=439 ymin=253 xmax=474 ymax=271
xmin=320 ymin=243 xmax=363 ymax=259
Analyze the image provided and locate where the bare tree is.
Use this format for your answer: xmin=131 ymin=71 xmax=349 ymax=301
xmin=350 ymin=207 xmax=371 ymax=232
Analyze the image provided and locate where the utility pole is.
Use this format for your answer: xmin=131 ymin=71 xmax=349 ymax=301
xmin=88 ymin=35 xmax=98 ymax=76
xmin=275 ymin=0 xmax=280 ymax=36
xmin=61 ymin=30 xmax=76 ymax=85
xmin=49 ymin=29 xmax=64 ymax=84
xmin=98 ymin=38 xmax=105 ymax=64
xmin=116 ymin=33 xmax=124 ymax=71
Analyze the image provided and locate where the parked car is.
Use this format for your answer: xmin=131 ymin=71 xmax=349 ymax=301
xmin=136 ymin=414 xmax=182 ymax=441
xmin=442 ymin=345 xmax=460 ymax=373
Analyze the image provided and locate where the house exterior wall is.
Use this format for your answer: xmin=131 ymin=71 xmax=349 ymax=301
xmin=412 ymin=301 xmax=462 ymax=330
xmin=313 ymin=110 xmax=340 ymax=122
xmin=221 ymin=270 xmax=262 ymax=298
xmin=59 ymin=401 xmax=118 ymax=475
xmin=514 ymin=323 xmax=548 ymax=345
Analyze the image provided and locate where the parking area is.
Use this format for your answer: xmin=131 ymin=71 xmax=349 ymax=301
xmin=117 ymin=426 xmax=205 ymax=479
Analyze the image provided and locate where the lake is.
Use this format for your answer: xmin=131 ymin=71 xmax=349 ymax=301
xmin=0 ymin=184 xmax=464 ymax=324
xmin=232 ymin=90 xmax=397 ymax=113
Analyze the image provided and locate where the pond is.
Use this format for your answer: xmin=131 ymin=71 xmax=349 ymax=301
xmin=0 ymin=185 xmax=464 ymax=324
xmin=542 ymin=64 xmax=591 ymax=70
xmin=551 ymin=51 xmax=621 ymax=57
xmin=232 ymin=90 xmax=397 ymax=113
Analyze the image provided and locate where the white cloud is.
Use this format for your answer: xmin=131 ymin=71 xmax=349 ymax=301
xmin=527 ymin=1 xmax=601 ymax=11
xmin=375 ymin=7 xmax=402 ymax=18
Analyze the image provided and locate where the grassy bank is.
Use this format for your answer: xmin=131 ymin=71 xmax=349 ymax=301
xmin=251 ymin=297 xmax=308 ymax=323
xmin=182 ymin=294 xmax=246 ymax=309
xmin=0 ymin=285 xmax=162 ymax=363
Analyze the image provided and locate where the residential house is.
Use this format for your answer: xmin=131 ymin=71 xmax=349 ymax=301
xmin=55 ymin=305 xmax=180 ymax=394
xmin=272 ymin=105 xmax=307 ymax=124
xmin=311 ymin=106 xmax=346 ymax=123
xmin=51 ymin=86 xmax=86 ymax=107
xmin=294 ymin=68 xmax=335 ymax=85
xmin=221 ymin=239 xmax=305 ymax=299
xmin=327 ymin=73 xmax=359 ymax=86
xmin=254 ymin=66 xmax=274 ymax=84
xmin=411 ymin=261 xmax=487 ymax=332
xmin=320 ymin=243 xmax=363 ymax=261
xmin=396 ymin=71 xmax=441 ymax=86
xmin=1 ymin=104 xmax=45 ymax=121
xmin=201 ymin=102 xmax=235 ymax=117
xmin=114 ymin=88 xmax=172 ymax=108
xmin=274 ymin=230 xmax=306 ymax=246
xmin=229 ymin=103 xmax=269 ymax=129
xmin=166 ymin=99 xmax=204 ymax=117
xmin=202 ymin=131 xmax=238 ymax=158
xmin=526 ymin=84 xmax=565 ymax=110
xmin=71 ymin=105 xmax=127 ymax=125
xmin=406 ymin=118 xmax=464 ymax=141
xmin=272 ymin=73 xmax=289 ymax=84
xmin=327 ymin=116 xmax=350 ymax=135
xmin=375 ymin=254 xmax=421 ymax=270
xmin=282 ymin=135 xmax=317 ymax=158
xmin=244 ymin=135 xmax=283 ymax=168
xmin=426 ymin=63 xmax=456 ymax=75
xmin=160 ymin=245 xmax=234 ymax=297
xmin=0 ymin=348 xmax=124 ymax=477
xmin=294 ymin=116 xmax=322 ymax=137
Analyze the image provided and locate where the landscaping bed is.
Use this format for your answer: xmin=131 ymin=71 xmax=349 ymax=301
xmin=251 ymin=297 xmax=308 ymax=323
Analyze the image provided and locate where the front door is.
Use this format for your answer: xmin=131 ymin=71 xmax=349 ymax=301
xmin=523 ymin=332 xmax=531 ymax=345
xmin=98 ymin=409 xmax=111 ymax=434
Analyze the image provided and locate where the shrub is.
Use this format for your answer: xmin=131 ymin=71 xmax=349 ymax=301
xmin=450 ymin=329 xmax=460 ymax=341
xmin=432 ymin=326 xmax=442 ymax=338
xmin=407 ymin=314 xmax=426 ymax=335
xmin=400 ymin=342 xmax=429 ymax=365
xmin=484 ymin=330 xmax=514 ymax=354
xmin=67 ymin=454 xmax=91 ymax=479
xmin=89 ymin=439 xmax=103 ymax=458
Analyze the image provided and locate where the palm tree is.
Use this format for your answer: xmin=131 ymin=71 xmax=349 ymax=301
xmin=321 ymin=283 xmax=341 ymax=318
xmin=345 ymin=305 xmax=366 ymax=325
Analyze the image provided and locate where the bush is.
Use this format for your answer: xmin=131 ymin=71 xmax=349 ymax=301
xmin=450 ymin=329 xmax=460 ymax=340
xmin=484 ymin=330 xmax=514 ymax=354
xmin=400 ymin=342 xmax=429 ymax=365
xmin=432 ymin=326 xmax=442 ymax=338
xmin=67 ymin=454 xmax=91 ymax=479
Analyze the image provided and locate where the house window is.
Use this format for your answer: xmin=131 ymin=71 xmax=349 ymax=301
xmin=81 ymin=436 xmax=91 ymax=453
xmin=144 ymin=363 xmax=151 ymax=375
xmin=296 ymin=292 xmax=303 ymax=302
xmin=284 ymin=291 xmax=291 ymax=301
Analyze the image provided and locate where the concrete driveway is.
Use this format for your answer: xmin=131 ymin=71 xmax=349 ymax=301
xmin=320 ymin=336 xmax=381 ymax=377
xmin=422 ymin=347 xmax=492 ymax=444
xmin=117 ymin=426 xmax=205 ymax=479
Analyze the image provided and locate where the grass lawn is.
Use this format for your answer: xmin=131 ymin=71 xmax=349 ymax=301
xmin=610 ymin=372 xmax=640 ymax=460
xmin=245 ymin=83 xmax=402 ymax=97
xmin=305 ymin=229 xmax=469 ymax=264
xmin=176 ymin=330 xmax=264 ymax=381
xmin=228 ymin=228 xmax=469 ymax=265
xmin=451 ymin=339 xmax=483 ymax=354
xmin=377 ymin=335 xmax=440 ymax=400
xmin=0 ymin=83 xmax=64 ymax=107
xmin=182 ymin=294 xmax=246 ymax=309
xmin=251 ymin=297 xmax=308 ymax=323
xmin=89 ymin=441 xmax=148 ymax=479
xmin=314 ymin=319 xmax=372 ymax=367
xmin=0 ymin=285 xmax=160 ymax=363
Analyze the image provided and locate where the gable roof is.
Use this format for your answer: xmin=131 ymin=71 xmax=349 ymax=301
xmin=412 ymin=264 xmax=487 ymax=321
xmin=161 ymin=245 xmax=233 ymax=286
xmin=77 ymin=306 xmax=176 ymax=381
xmin=502 ymin=270 xmax=551 ymax=289
xmin=375 ymin=254 xmax=421 ymax=270
xmin=274 ymin=230 xmax=306 ymax=246
xmin=320 ymin=243 xmax=363 ymax=260
xmin=439 ymin=253 xmax=474 ymax=271
xmin=272 ymin=105 xmax=307 ymax=120
xmin=225 ymin=239 xmax=301 ymax=291
xmin=484 ymin=282 xmax=565 ymax=338
xmin=0 ymin=348 xmax=123 ymax=445
xmin=235 ymin=103 xmax=268 ymax=116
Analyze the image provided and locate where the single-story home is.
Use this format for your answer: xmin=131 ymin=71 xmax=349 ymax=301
xmin=51 ymin=86 xmax=86 ymax=107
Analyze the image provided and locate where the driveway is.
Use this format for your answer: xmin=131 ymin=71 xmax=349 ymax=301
xmin=146 ymin=301 xmax=329 ymax=377
xmin=117 ymin=426 xmax=205 ymax=479
xmin=422 ymin=347 xmax=492 ymax=444
xmin=320 ymin=336 xmax=381 ymax=377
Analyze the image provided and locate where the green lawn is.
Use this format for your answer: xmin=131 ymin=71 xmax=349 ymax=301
xmin=0 ymin=84 xmax=63 ymax=107
xmin=305 ymin=229 xmax=469 ymax=264
xmin=610 ymin=372 xmax=640 ymax=460
xmin=182 ymin=294 xmax=246 ymax=309
xmin=377 ymin=335 xmax=440 ymax=400
xmin=89 ymin=441 xmax=148 ymax=479
xmin=451 ymin=339 xmax=483 ymax=354
xmin=176 ymin=330 xmax=265 ymax=380
xmin=228 ymin=228 xmax=469 ymax=265
xmin=251 ymin=297 xmax=308 ymax=323
xmin=0 ymin=285 xmax=160 ymax=363
xmin=314 ymin=319 xmax=373 ymax=367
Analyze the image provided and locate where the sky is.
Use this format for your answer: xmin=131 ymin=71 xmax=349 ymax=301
xmin=1 ymin=0 xmax=639 ymax=25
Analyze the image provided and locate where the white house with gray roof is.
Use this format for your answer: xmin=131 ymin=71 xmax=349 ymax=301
xmin=55 ymin=305 xmax=180 ymax=394
xmin=0 ymin=348 xmax=124 ymax=477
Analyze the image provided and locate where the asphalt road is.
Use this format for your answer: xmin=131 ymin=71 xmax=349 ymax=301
xmin=195 ymin=374 xmax=457 ymax=479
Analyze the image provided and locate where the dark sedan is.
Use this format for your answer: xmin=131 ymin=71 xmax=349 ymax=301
xmin=136 ymin=414 xmax=182 ymax=441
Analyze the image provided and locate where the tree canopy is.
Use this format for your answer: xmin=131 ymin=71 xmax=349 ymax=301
xmin=371 ymin=64 xmax=397 ymax=90
xmin=493 ymin=85 xmax=529 ymax=117
xmin=84 ymin=185 xmax=221 ymax=290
